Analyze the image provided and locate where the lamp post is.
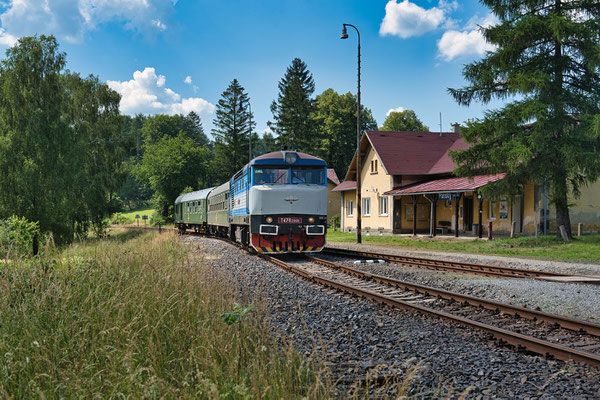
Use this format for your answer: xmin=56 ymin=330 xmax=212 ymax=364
xmin=341 ymin=23 xmax=362 ymax=244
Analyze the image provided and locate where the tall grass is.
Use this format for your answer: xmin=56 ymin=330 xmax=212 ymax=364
xmin=0 ymin=230 xmax=328 ymax=398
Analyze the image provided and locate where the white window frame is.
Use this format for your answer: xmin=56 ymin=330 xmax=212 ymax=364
xmin=362 ymin=197 xmax=371 ymax=217
xmin=346 ymin=200 xmax=354 ymax=217
xmin=489 ymin=200 xmax=497 ymax=221
xmin=378 ymin=196 xmax=388 ymax=216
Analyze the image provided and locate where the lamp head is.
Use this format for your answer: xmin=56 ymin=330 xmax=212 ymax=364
xmin=340 ymin=25 xmax=348 ymax=39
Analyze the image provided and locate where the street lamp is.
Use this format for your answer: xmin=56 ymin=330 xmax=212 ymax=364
xmin=341 ymin=23 xmax=362 ymax=244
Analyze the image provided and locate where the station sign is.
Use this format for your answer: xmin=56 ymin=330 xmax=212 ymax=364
xmin=438 ymin=193 xmax=461 ymax=200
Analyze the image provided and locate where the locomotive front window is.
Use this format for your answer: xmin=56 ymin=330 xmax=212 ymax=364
xmin=291 ymin=168 xmax=325 ymax=184
xmin=254 ymin=168 xmax=289 ymax=184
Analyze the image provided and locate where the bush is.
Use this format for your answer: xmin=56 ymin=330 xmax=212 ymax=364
xmin=110 ymin=212 xmax=129 ymax=225
xmin=330 ymin=214 xmax=340 ymax=231
xmin=0 ymin=216 xmax=40 ymax=258
xmin=150 ymin=211 xmax=167 ymax=227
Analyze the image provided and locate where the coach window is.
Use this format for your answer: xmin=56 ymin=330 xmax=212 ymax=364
xmin=254 ymin=168 xmax=289 ymax=184
xmin=292 ymin=167 xmax=325 ymax=184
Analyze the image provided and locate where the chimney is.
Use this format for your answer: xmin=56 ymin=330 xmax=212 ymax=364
xmin=452 ymin=123 xmax=460 ymax=134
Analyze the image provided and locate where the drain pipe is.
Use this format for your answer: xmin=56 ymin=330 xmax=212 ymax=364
xmin=424 ymin=194 xmax=435 ymax=238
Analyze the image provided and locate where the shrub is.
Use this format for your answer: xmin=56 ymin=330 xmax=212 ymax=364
xmin=330 ymin=214 xmax=340 ymax=231
xmin=110 ymin=212 xmax=129 ymax=225
xmin=0 ymin=215 xmax=40 ymax=258
xmin=150 ymin=211 xmax=167 ymax=226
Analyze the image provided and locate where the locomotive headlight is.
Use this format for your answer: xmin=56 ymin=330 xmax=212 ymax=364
xmin=285 ymin=152 xmax=298 ymax=164
xmin=266 ymin=217 xmax=273 ymax=223
xmin=308 ymin=217 xmax=314 ymax=223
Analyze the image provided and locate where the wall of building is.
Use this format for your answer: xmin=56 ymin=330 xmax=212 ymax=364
xmin=341 ymin=189 xmax=357 ymax=232
xmin=358 ymin=148 xmax=394 ymax=232
xmin=327 ymin=181 xmax=341 ymax=225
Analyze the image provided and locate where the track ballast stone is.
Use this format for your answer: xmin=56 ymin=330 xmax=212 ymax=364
xmin=188 ymin=236 xmax=600 ymax=398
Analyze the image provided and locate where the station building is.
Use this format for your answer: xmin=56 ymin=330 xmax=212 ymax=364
xmin=332 ymin=128 xmax=600 ymax=236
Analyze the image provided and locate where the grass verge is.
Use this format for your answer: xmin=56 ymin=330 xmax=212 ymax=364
xmin=0 ymin=229 xmax=327 ymax=397
xmin=327 ymin=229 xmax=600 ymax=263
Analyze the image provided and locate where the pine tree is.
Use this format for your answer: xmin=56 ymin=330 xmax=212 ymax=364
xmin=449 ymin=1 xmax=600 ymax=239
xmin=269 ymin=58 xmax=316 ymax=152
xmin=212 ymin=79 xmax=255 ymax=182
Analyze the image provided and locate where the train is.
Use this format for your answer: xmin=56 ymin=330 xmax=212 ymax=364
xmin=174 ymin=150 xmax=328 ymax=253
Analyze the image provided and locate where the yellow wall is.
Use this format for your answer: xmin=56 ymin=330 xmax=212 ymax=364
xmin=341 ymin=189 xmax=357 ymax=232
xmin=359 ymin=148 xmax=393 ymax=231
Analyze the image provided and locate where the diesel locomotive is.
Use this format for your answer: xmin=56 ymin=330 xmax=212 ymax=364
xmin=174 ymin=150 xmax=327 ymax=253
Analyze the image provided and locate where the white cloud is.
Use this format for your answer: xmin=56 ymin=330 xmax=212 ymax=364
xmin=184 ymin=76 xmax=192 ymax=84
xmin=386 ymin=106 xmax=405 ymax=117
xmin=0 ymin=28 xmax=17 ymax=46
xmin=437 ymin=13 xmax=498 ymax=61
xmin=379 ymin=0 xmax=446 ymax=38
xmin=263 ymin=127 xmax=273 ymax=136
xmin=107 ymin=67 xmax=215 ymax=116
xmin=0 ymin=0 xmax=176 ymax=44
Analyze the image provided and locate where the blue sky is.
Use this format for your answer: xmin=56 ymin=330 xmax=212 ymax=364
xmin=0 ymin=0 xmax=503 ymax=136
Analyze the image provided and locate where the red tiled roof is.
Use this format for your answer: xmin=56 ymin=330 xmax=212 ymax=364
xmin=366 ymin=131 xmax=468 ymax=175
xmin=332 ymin=181 xmax=356 ymax=192
xmin=327 ymin=169 xmax=340 ymax=185
xmin=384 ymin=173 xmax=506 ymax=195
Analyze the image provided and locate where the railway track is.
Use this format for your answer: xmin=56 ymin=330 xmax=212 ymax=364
xmin=323 ymin=246 xmax=600 ymax=284
xmin=258 ymin=253 xmax=600 ymax=368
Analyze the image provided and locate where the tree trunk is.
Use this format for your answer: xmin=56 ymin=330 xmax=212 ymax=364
xmin=552 ymin=173 xmax=572 ymax=239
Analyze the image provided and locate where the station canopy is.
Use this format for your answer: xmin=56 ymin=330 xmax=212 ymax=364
xmin=383 ymin=173 xmax=506 ymax=197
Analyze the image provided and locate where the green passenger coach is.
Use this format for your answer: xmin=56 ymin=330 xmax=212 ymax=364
xmin=174 ymin=187 xmax=214 ymax=231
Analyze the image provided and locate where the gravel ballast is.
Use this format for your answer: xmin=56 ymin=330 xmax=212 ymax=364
xmin=188 ymin=236 xmax=600 ymax=398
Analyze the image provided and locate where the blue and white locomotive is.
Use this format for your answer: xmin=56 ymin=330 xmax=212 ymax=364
xmin=174 ymin=150 xmax=328 ymax=253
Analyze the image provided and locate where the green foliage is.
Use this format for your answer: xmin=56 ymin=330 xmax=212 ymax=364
xmin=149 ymin=211 xmax=167 ymax=227
xmin=448 ymin=1 xmax=600 ymax=238
xmin=110 ymin=213 xmax=129 ymax=225
xmin=269 ymin=58 xmax=316 ymax=152
xmin=330 ymin=214 xmax=341 ymax=230
xmin=311 ymin=88 xmax=377 ymax=178
xmin=0 ymin=216 xmax=40 ymax=258
xmin=135 ymin=132 xmax=210 ymax=218
xmin=220 ymin=303 xmax=256 ymax=325
xmin=0 ymin=36 xmax=128 ymax=244
xmin=380 ymin=109 xmax=429 ymax=132
xmin=212 ymin=79 xmax=255 ymax=182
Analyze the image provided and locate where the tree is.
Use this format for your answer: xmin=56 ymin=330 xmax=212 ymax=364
xmin=136 ymin=132 xmax=209 ymax=217
xmin=448 ymin=1 xmax=600 ymax=239
xmin=212 ymin=79 xmax=255 ymax=182
xmin=141 ymin=113 xmax=209 ymax=147
xmin=269 ymin=58 xmax=316 ymax=151
xmin=380 ymin=109 xmax=429 ymax=131
xmin=0 ymin=35 xmax=128 ymax=243
xmin=312 ymin=89 xmax=377 ymax=179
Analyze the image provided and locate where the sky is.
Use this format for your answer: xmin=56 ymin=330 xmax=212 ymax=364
xmin=0 ymin=0 xmax=504 ymax=137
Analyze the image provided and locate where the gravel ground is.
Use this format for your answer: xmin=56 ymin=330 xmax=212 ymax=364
xmin=187 ymin=236 xmax=600 ymax=398
xmin=327 ymin=241 xmax=600 ymax=277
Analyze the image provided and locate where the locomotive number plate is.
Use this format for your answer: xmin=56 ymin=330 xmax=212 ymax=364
xmin=278 ymin=217 xmax=302 ymax=224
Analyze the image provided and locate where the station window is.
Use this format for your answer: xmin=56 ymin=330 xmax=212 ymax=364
xmin=346 ymin=200 xmax=354 ymax=217
xmin=362 ymin=197 xmax=371 ymax=216
xmin=378 ymin=196 xmax=388 ymax=216
xmin=371 ymin=160 xmax=378 ymax=174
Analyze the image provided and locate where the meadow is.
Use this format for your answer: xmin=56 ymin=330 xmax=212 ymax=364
xmin=0 ymin=229 xmax=330 ymax=398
